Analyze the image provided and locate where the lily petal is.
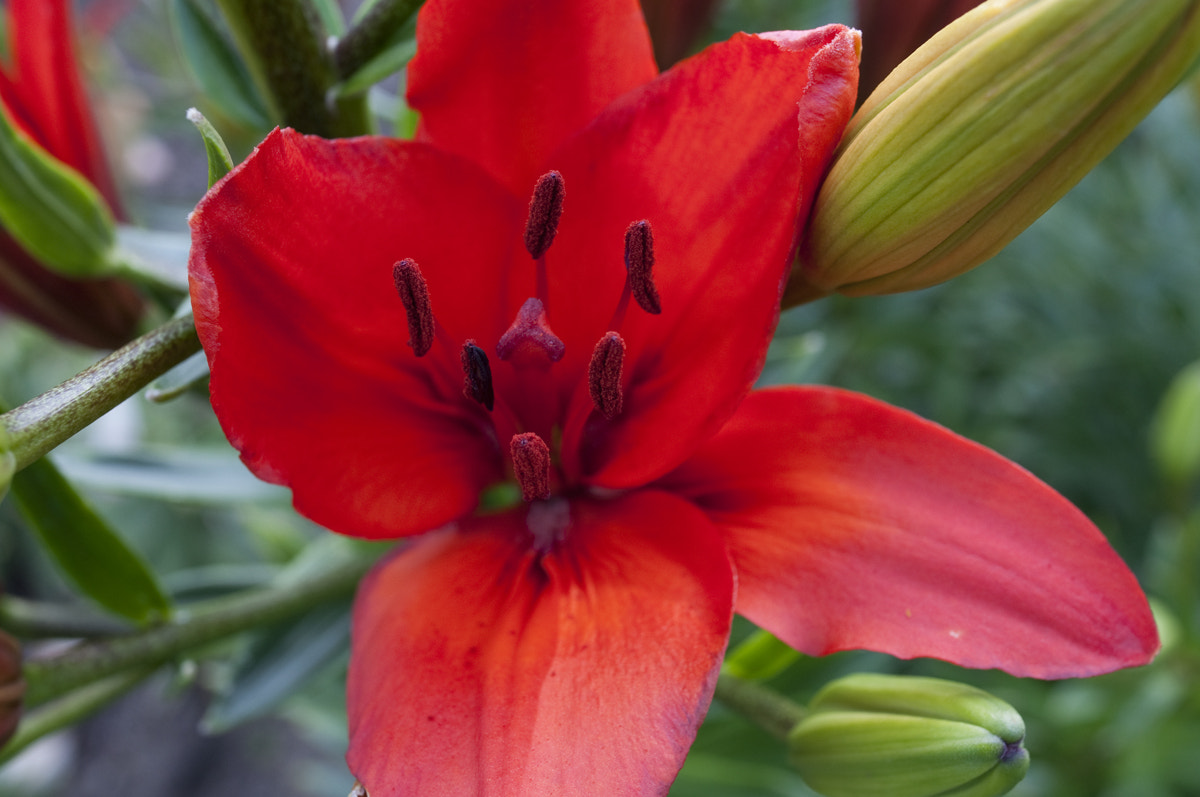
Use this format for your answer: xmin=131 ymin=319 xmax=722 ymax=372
xmin=347 ymin=491 xmax=734 ymax=796
xmin=658 ymin=387 xmax=1159 ymax=678
xmin=0 ymin=0 xmax=124 ymax=216
xmin=407 ymin=0 xmax=658 ymax=196
xmin=189 ymin=130 xmax=522 ymax=539
xmin=549 ymin=27 xmax=859 ymax=488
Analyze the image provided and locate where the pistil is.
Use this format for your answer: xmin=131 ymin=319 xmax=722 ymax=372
xmin=496 ymin=298 xmax=565 ymax=366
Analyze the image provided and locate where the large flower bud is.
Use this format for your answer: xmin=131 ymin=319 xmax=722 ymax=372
xmin=789 ymin=674 xmax=1029 ymax=797
xmin=787 ymin=0 xmax=1200 ymax=304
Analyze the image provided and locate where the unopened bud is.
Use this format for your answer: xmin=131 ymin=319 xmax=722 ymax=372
xmin=1151 ymin=359 xmax=1200 ymax=491
xmin=0 ymin=629 xmax=24 ymax=747
xmin=789 ymin=674 xmax=1028 ymax=797
xmin=790 ymin=0 xmax=1200 ymax=303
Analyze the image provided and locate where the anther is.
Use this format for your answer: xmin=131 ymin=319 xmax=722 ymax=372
xmin=588 ymin=332 xmax=626 ymax=419
xmin=510 ymin=432 xmax=551 ymax=502
xmin=524 ymin=171 xmax=565 ymax=259
xmin=624 ymin=220 xmax=661 ymax=315
xmin=496 ymin=298 xmax=565 ymax=365
xmin=392 ymin=259 xmax=435 ymax=356
xmin=460 ymin=340 xmax=495 ymax=411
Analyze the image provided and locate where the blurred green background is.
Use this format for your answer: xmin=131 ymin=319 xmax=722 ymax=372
xmin=4 ymin=0 xmax=1200 ymax=795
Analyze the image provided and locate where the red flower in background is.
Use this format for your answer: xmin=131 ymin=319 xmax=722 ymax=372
xmin=0 ymin=0 xmax=141 ymax=347
xmin=189 ymin=1 xmax=1157 ymax=794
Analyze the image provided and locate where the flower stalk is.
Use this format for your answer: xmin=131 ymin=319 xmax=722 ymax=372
xmin=0 ymin=314 xmax=200 ymax=472
xmin=333 ymin=0 xmax=423 ymax=80
xmin=20 ymin=550 xmax=372 ymax=709
xmin=713 ymin=671 xmax=806 ymax=741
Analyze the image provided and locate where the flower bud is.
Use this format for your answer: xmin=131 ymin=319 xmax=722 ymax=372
xmin=0 ymin=629 xmax=24 ymax=747
xmin=789 ymin=0 xmax=1200 ymax=303
xmin=789 ymin=674 xmax=1029 ymax=797
xmin=1151 ymin=359 xmax=1200 ymax=491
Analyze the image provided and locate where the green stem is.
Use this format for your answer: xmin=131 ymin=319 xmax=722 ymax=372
xmin=0 ymin=596 xmax=133 ymax=639
xmin=21 ymin=553 xmax=371 ymax=708
xmin=713 ymin=671 xmax=806 ymax=741
xmin=216 ymin=0 xmax=369 ymax=137
xmin=0 ymin=668 xmax=154 ymax=765
xmin=334 ymin=0 xmax=423 ymax=80
xmin=0 ymin=314 xmax=200 ymax=472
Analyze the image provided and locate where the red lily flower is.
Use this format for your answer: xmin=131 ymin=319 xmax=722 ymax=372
xmin=188 ymin=1 xmax=1157 ymax=794
xmin=0 ymin=0 xmax=141 ymax=347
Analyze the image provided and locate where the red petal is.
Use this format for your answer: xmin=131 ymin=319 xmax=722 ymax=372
xmin=189 ymin=129 xmax=523 ymax=539
xmin=347 ymin=491 xmax=734 ymax=796
xmin=1 ymin=0 xmax=125 ymax=216
xmin=658 ymin=387 xmax=1159 ymax=678
xmin=406 ymin=0 xmax=658 ymax=196
xmin=547 ymin=28 xmax=859 ymax=488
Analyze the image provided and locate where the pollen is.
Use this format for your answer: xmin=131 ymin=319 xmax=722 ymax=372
xmin=523 ymin=171 xmax=565 ymax=259
xmin=511 ymin=432 xmax=551 ymax=501
xmin=392 ymin=259 xmax=435 ymax=356
xmin=460 ymin=340 xmax=495 ymax=411
xmin=588 ymin=332 xmax=626 ymax=419
xmin=624 ymin=220 xmax=661 ymax=315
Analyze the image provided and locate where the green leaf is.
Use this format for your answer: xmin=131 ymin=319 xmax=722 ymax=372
xmin=186 ymin=108 xmax=234 ymax=188
xmin=169 ymin=0 xmax=271 ymax=129
xmin=201 ymin=602 xmax=351 ymax=733
xmin=724 ymin=630 xmax=803 ymax=682
xmin=335 ymin=34 xmax=416 ymax=97
xmin=309 ymin=0 xmax=345 ymax=36
xmin=0 ymin=102 xmax=117 ymax=277
xmin=9 ymin=455 xmax=171 ymax=624
xmin=146 ymin=350 xmax=211 ymax=403
xmin=52 ymin=448 xmax=289 ymax=504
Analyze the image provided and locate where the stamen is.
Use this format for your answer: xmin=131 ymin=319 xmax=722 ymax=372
xmin=624 ymin=220 xmax=661 ymax=315
xmin=392 ymin=259 xmax=435 ymax=356
xmin=460 ymin=340 xmax=495 ymax=411
xmin=588 ymin=332 xmax=626 ymax=419
xmin=523 ymin=171 xmax=565 ymax=259
xmin=511 ymin=432 xmax=551 ymax=501
xmin=496 ymin=298 xmax=565 ymax=366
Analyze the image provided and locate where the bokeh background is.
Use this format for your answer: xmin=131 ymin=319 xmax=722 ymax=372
xmin=2 ymin=1 xmax=1200 ymax=794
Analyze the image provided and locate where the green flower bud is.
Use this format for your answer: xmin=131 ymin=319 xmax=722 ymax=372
xmin=789 ymin=0 xmax=1200 ymax=302
xmin=1151 ymin=359 xmax=1200 ymax=491
xmin=0 ymin=97 xmax=117 ymax=278
xmin=789 ymin=674 xmax=1029 ymax=797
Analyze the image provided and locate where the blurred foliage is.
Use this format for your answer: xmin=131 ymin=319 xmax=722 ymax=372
xmin=2 ymin=0 xmax=1200 ymax=795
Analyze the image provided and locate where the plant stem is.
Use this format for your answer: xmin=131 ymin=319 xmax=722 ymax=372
xmin=0 ymin=314 xmax=200 ymax=472
xmin=216 ymin=0 xmax=369 ymax=137
xmin=21 ymin=553 xmax=372 ymax=708
xmin=0 ymin=668 xmax=154 ymax=765
xmin=0 ymin=596 xmax=133 ymax=639
xmin=334 ymin=0 xmax=423 ymax=80
xmin=713 ymin=671 xmax=806 ymax=741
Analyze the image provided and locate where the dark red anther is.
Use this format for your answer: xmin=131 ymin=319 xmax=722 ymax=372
xmin=511 ymin=432 xmax=551 ymax=502
xmin=460 ymin=340 xmax=494 ymax=411
xmin=524 ymin=171 xmax=565 ymax=259
xmin=588 ymin=332 xmax=626 ymax=419
xmin=392 ymin=259 xmax=435 ymax=356
xmin=624 ymin=220 xmax=661 ymax=315
xmin=496 ymin=298 xmax=565 ymax=365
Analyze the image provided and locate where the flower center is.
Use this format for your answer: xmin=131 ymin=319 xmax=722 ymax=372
xmin=390 ymin=171 xmax=662 ymax=506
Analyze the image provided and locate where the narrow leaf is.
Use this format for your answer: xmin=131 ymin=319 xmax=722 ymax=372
xmin=335 ymin=35 xmax=416 ymax=98
xmin=146 ymin=349 xmax=211 ymax=403
xmin=169 ymin=0 xmax=271 ymax=128
xmin=9 ymin=455 xmax=171 ymax=624
xmin=187 ymin=108 xmax=234 ymax=187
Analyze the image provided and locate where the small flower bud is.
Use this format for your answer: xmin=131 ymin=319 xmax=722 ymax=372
xmin=0 ymin=629 xmax=24 ymax=747
xmin=1151 ymin=359 xmax=1200 ymax=491
xmin=789 ymin=0 xmax=1200 ymax=303
xmin=789 ymin=674 xmax=1028 ymax=797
